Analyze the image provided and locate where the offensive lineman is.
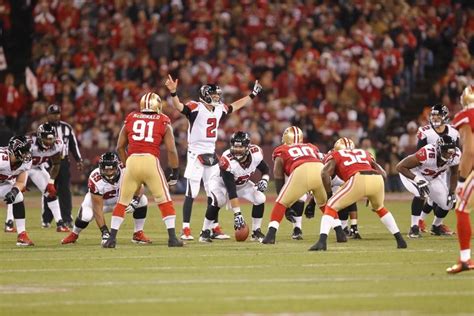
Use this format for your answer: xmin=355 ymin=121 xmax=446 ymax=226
xmin=102 ymin=92 xmax=183 ymax=248
xmin=1 ymin=136 xmax=34 ymax=246
xmin=165 ymin=75 xmax=262 ymax=240
xmin=199 ymin=132 xmax=269 ymax=242
xmin=62 ymin=152 xmax=150 ymax=245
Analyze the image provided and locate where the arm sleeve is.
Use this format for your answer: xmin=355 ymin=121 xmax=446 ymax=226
xmin=416 ymin=138 xmax=427 ymax=150
xmin=68 ymin=126 xmax=83 ymax=161
xmin=256 ymin=160 xmax=269 ymax=175
xmin=221 ymin=169 xmax=237 ymax=200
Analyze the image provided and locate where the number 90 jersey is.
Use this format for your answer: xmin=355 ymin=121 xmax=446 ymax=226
xmin=124 ymin=111 xmax=171 ymax=158
xmin=325 ymin=149 xmax=375 ymax=182
xmin=414 ymin=144 xmax=461 ymax=179
xmin=272 ymin=143 xmax=322 ymax=177
xmin=87 ymin=166 xmax=125 ymax=201
xmin=218 ymin=145 xmax=264 ymax=186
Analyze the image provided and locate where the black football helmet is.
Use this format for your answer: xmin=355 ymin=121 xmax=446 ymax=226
xmin=436 ymin=135 xmax=456 ymax=162
xmin=199 ymin=84 xmax=222 ymax=106
xmin=8 ymin=136 xmax=32 ymax=163
xmin=37 ymin=122 xmax=56 ymax=149
xmin=429 ymin=104 xmax=449 ymax=128
xmin=230 ymin=131 xmax=251 ymax=162
xmin=99 ymin=152 xmax=120 ymax=183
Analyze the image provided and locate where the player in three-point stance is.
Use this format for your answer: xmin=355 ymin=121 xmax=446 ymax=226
xmin=102 ymin=92 xmax=183 ymax=248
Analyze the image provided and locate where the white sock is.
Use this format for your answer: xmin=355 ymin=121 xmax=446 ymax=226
xmin=333 ymin=218 xmax=342 ymax=228
xmin=320 ymin=215 xmax=334 ymax=235
xmin=351 ymin=219 xmax=358 ymax=226
xmin=162 ymin=215 xmax=176 ymax=229
xmin=183 ymin=222 xmax=190 ymax=229
xmin=212 ymin=222 xmax=219 ymax=229
xmin=380 ymin=212 xmax=400 ymax=234
xmin=420 ymin=211 xmax=428 ymax=221
xmin=269 ymin=221 xmax=280 ymax=230
xmin=341 ymin=220 xmax=348 ymax=229
xmin=460 ymin=249 xmax=471 ymax=262
xmin=6 ymin=204 xmax=13 ymax=221
xmin=134 ymin=218 xmax=145 ymax=232
xmin=252 ymin=217 xmax=263 ymax=231
xmin=16 ymin=218 xmax=26 ymax=234
xmin=293 ymin=216 xmax=302 ymax=229
xmin=432 ymin=217 xmax=443 ymax=227
xmin=202 ymin=218 xmax=214 ymax=231
xmin=411 ymin=215 xmax=420 ymax=227
xmin=73 ymin=226 xmax=82 ymax=235
xmin=47 ymin=199 xmax=63 ymax=222
xmin=111 ymin=216 xmax=124 ymax=230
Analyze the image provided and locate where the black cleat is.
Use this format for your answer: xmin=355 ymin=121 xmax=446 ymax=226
xmin=349 ymin=225 xmax=362 ymax=239
xmin=102 ymin=236 xmax=116 ymax=248
xmin=394 ymin=232 xmax=407 ymax=249
xmin=308 ymin=240 xmax=327 ymax=251
xmin=168 ymin=237 xmax=184 ymax=247
xmin=343 ymin=226 xmax=350 ymax=236
xmin=408 ymin=225 xmax=421 ymax=238
xmin=291 ymin=227 xmax=303 ymax=240
xmin=261 ymin=227 xmax=277 ymax=244
xmin=251 ymin=228 xmax=265 ymax=242
xmin=199 ymin=229 xmax=212 ymax=243
xmin=334 ymin=226 xmax=347 ymax=243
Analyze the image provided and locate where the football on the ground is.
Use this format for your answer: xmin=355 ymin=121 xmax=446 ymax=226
xmin=234 ymin=224 xmax=249 ymax=242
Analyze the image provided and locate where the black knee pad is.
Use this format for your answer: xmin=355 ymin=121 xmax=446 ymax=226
xmin=205 ymin=205 xmax=220 ymax=221
xmin=75 ymin=217 xmax=89 ymax=229
xmin=433 ymin=205 xmax=449 ymax=219
xmin=44 ymin=196 xmax=57 ymax=203
xmin=252 ymin=203 xmax=265 ymax=219
xmin=347 ymin=203 xmax=357 ymax=213
xmin=338 ymin=208 xmax=350 ymax=221
xmin=290 ymin=201 xmax=304 ymax=217
xmin=12 ymin=201 xmax=26 ymax=219
xmin=411 ymin=196 xmax=424 ymax=216
xmin=133 ymin=206 xmax=147 ymax=219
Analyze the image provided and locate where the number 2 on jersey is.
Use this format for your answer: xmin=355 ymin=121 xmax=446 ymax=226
xmin=132 ymin=120 xmax=154 ymax=142
xmin=206 ymin=118 xmax=217 ymax=138
xmin=339 ymin=149 xmax=370 ymax=166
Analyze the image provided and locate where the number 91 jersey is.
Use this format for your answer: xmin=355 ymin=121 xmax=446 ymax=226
xmin=124 ymin=111 xmax=171 ymax=158
xmin=326 ymin=149 xmax=375 ymax=182
xmin=272 ymin=143 xmax=322 ymax=177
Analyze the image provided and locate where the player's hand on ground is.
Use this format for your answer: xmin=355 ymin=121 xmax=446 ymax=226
xmin=250 ymin=80 xmax=262 ymax=98
xmin=165 ymin=74 xmax=178 ymax=93
xmin=256 ymin=179 xmax=268 ymax=192
xmin=233 ymin=212 xmax=245 ymax=230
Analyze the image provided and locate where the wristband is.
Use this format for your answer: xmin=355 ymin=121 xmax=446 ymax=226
xmin=261 ymin=174 xmax=270 ymax=182
xmin=48 ymin=179 xmax=55 ymax=184
xmin=458 ymin=176 xmax=466 ymax=183
xmin=232 ymin=207 xmax=241 ymax=214
xmin=249 ymin=93 xmax=255 ymax=99
xmin=171 ymin=91 xmax=177 ymax=97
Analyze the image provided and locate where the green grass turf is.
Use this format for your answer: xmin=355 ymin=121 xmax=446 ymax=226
xmin=0 ymin=196 xmax=473 ymax=316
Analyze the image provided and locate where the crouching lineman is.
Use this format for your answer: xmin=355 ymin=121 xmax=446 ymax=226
xmin=1 ymin=136 xmax=34 ymax=246
xmin=5 ymin=123 xmax=69 ymax=233
xmin=262 ymin=127 xmax=328 ymax=244
xmin=62 ymin=152 xmax=150 ymax=245
xmin=199 ymin=131 xmax=270 ymax=243
xmin=102 ymin=92 xmax=183 ymax=248
xmin=310 ymin=144 xmax=407 ymax=251
xmin=397 ymin=135 xmax=460 ymax=238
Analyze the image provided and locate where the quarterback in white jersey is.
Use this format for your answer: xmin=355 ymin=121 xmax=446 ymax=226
xmin=199 ymin=132 xmax=270 ymax=243
xmin=397 ymin=135 xmax=460 ymax=237
xmin=1 ymin=136 xmax=34 ymax=246
xmin=61 ymin=152 xmax=150 ymax=245
xmin=165 ymin=74 xmax=262 ymax=240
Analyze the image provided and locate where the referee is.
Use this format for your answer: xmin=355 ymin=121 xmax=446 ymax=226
xmin=42 ymin=104 xmax=83 ymax=228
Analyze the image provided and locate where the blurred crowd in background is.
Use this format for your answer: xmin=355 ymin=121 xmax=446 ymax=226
xmin=0 ymin=0 xmax=472 ymax=192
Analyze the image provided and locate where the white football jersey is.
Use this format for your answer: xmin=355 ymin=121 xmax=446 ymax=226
xmin=218 ymin=145 xmax=264 ymax=186
xmin=414 ymin=144 xmax=461 ymax=180
xmin=0 ymin=147 xmax=32 ymax=184
xmin=30 ymin=135 xmax=64 ymax=168
xmin=182 ymin=100 xmax=230 ymax=154
xmin=87 ymin=166 xmax=125 ymax=201
xmin=417 ymin=124 xmax=459 ymax=145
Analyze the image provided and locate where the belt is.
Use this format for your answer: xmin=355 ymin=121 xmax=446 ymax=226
xmin=359 ymin=170 xmax=379 ymax=175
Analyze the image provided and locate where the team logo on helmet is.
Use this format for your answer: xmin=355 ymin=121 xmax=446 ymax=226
xmin=140 ymin=92 xmax=162 ymax=113
xmin=282 ymin=126 xmax=303 ymax=145
xmin=429 ymin=104 xmax=449 ymax=128
xmin=37 ymin=122 xmax=56 ymax=149
xmin=199 ymin=84 xmax=222 ymax=106
xmin=8 ymin=136 xmax=32 ymax=163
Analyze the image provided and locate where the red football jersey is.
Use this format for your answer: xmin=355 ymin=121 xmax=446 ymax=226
xmin=452 ymin=108 xmax=474 ymax=132
xmin=326 ymin=149 xmax=375 ymax=181
xmin=124 ymin=111 xmax=171 ymax=158
xmin=272 ymin=143 xmax=322 ymax=176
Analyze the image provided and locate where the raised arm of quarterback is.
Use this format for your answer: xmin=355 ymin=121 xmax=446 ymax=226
xmin=165 ymin=74 xmax=185 ymax=112
xmin=230 ymin=80 xmax=262 ymax=111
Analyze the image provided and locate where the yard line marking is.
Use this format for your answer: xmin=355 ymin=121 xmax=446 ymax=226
xmin=0 ymin=261 xmax=457 ymax=273
xmin=1 ymin=291 xmax=473 ymax=307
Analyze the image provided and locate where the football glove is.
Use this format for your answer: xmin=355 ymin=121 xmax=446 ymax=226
xmin=256 ymin=179 xmax=268 ymax=192
xmin=285 ymin=208 xmax=297 ymax=223
xmin=167 ymin=168 xmax=179 ymax=186
xmin=447 ymin=192 xmax=456 ymax=208
xmin=249 ymin=80 xmax=262 ymax=99
xmin=45 ymin=181 xmax=57 ymax=198
xmin=233 ymin=212 xmax=245 ymax=230
xmin=414 ymin=176 xmax=430 ymax=198
xmin=304 ymin=199 xmax=316 ymax=219
xmin=101 ymin=231 xmax=110 ymax=246
xmin=125 ymin=196 xmax=140 ymax=213
xmin=4 ymin=187 xmax=19 ymax=204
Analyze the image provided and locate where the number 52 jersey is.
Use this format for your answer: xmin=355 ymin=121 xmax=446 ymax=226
xmin=325 ymin=149 xmax=376 ymax=182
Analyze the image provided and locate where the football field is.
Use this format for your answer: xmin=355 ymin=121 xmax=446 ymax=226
xmin=1 ymin=195 xmax=473 ymax=315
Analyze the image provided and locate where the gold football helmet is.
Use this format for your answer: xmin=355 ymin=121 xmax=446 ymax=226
xmin=140 ymin=92 xmax=162 ymax=113
xmin=282 ymin=126 xmax=303 ymax=145
xmin=460 ymin=85 xmax=474 ymax=108
xmin=333 ymin=137 xmax=355 ymax=151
